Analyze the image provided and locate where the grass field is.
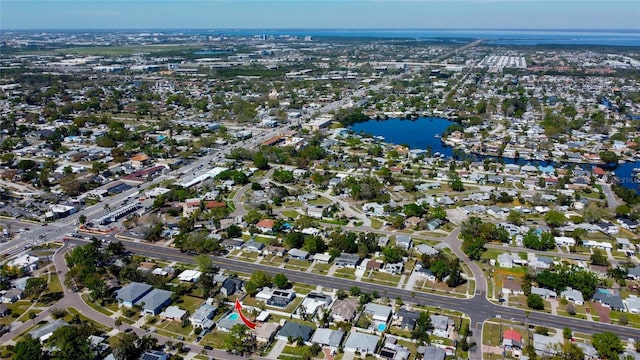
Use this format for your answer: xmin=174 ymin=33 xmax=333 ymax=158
xmin=334 ymin=267 xmax=356 ymax=279
xmin=482 ymin=322 xmax=502 ymax=346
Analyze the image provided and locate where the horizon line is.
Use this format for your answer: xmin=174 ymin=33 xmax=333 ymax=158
xmin=3 ymin=27 xmax=640 ymax=32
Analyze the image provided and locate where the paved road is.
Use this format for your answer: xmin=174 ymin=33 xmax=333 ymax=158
xmin=601 ymin=183 xmax=622 ymax=210
xmin=66 ymin=237 xmax=640 ymax=342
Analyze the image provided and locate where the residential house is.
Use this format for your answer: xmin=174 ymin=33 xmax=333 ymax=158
xmin=334 ymin=253 xmax=361 ymax=268
xmin=380 ymin=338 xmax=410 ymax=360
xmin=531 ymin=287 xmax=557 ymax=299
xmin=395 ymin=235 xmax=413 ymax=250
xmin=29 ymin=319 xmax=68 ymax=342
xmin=418 ymin=346 xmax=446 ymax=360
xmin=299 ymin=292 xmax=333 ymax=318
xmin=382 ymin=262 xmax=404 ymax=275
xmin=414 ymin=244 xmax=439 ymax=257
xmin=404 ymin=216 xmax=423 ymax=229
xmin=136 ymin=288 xmax=173 ymax=315
xmin=217 ymin=312 xmax=244 ymax=332
xmin=189 ymin=303 xmax=217 ymax=329
xmin=256 ymin=288 xmax=296 ymax=308
xmin=343 ymin=331 xmax=380 ymax=355
xmin=243 ymin=239 xmax=265 ymax=253
xmin=288 ymin=248 xmax=309 ymax=260
xmin=560 ymin=287 xmax=584 ymax=305
xmin=1 ymin=289 xmax=23 ymax=303
xmin=177 ymin=270 xmax=201 ymax=282
xmin=220 ymin=277 xmax=244 ymax=297
xmin=276 ymin=322 xmax=314 ymax=343
xmin=628 ymin=266 xmax=640 ymax=280
xmin=592 ymin=291 xmax=625 ymax=311
xmin=395 ymin=307 xmax=420 ymax=330
xmin=502 ymin=279 xmax=524 ymax=296
xmin=312 ymin=253 xmax=331 ymax=264
xmin=331 ymin=298 xmax=358 ymax=322
xmin=263 ymin=245 xmax=287 ymax=257
xmin=497 ymin=253 xmax=515 ymax=268
xmin=116 ymin=282 xmax=153 ymax=308
xmin=415 ymin=266 xmax=437 ymax=282
xmin=255 ymin=322 xmax=280 ymax=343
xmin=256 ymin=219 xmax=276 ymax=233
xmin=159 ymin=306 xmax=187 ymax=321
xmin=363 ymin=303 xmax=393 ymax=323
xmin=130 ymin=153 xmax=150 ymax=168
xmin=221 ymin=239 xmax=243 ymax=251
xmin=533 ymin=334 xmax=560 ymax=356
xmin=430 ymin=314 xmax=454 ymax=338
xmin=502 ymin=329 xmax=522 ymax=349
xmin=310 ymin=328 xmax=344 ymax=352
xmin=363 ymin=203 xmax=384 ymax=216
xmin=140 ymin=351 xmax=168 ymax=360
xmin=425 ymin=218 xmax=445 ymax=231
xmin=624 ymin=296 xmax=640 ymax=314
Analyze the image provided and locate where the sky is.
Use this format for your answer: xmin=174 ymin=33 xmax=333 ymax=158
xmin=1 ymin=0 xmax=639 ymax=31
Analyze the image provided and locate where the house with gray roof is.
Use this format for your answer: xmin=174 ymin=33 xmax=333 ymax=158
xmin=395 ymin=235 xmax=413 ymax=250
xmin=430 ymin=314 xmax=454 ymax=338
xmin=29 ymin=319 xmax=68 ymax=342
xmin=560 ymin=287 xmax=584 ymax=305
xmin=592 ymin=291 xmax=625 ymax=311
xmin=344 ymin=331 xmax=380 ymax=354
xmin=414 ymin=244 xmax=439 ymax=256
xmin=135 ymin=288 xmax=173 ymax=315
xmin=288 ymin=248 xmax=309 ymax=260
xmin=243 ymin=239 xmax=264 ymax=253
xmin=624 ymin=296 xmax=640 ymax=314
xmin=396 ymin=307 xmax=420 ymax=330
xmin=533 ymin=334 xmax=560 ymax=355
xmin=628 ymin=265 xmax=640 ymax=280
xmin=276 ymin=322 xmax=314 ymax=343
xmin=189 ymin=303 xmax=217 ymax=329
xmin=364 ymin=303 xmax=393 ymax=323
xmin=531 ymin=287 xmax=557 ymax=299
xmin=380 ymin=337 xmax=410 ymax=360
xmin=331 ymin=298 xmax=358 ymax=322
xmin=418 ymin=346 xmax=446 ymax=360
xmin=334 ymin=253 xmax=361 ymax=268
xmin=310 ymin=328 xmax=344 ymax=350
xmin=116 ymin=282 xmax=153 ymax=308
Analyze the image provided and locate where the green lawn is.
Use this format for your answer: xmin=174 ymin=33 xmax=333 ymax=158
xmin=308 ymin=197 xmax=332 ymax=205
xmin=47 ymin=273 xmax=63 ymax=293
xmin=176 ymin=295 xmax=204 ymax=313
xmin=363 ymin=271 xmax=401 ymax=286
xmin=260 ymin=255 xmax=284 ymax=266
xmin=282 ymin=210 xmax=300 ymax=219
xmin=371 ymin=218 xmax=383 ymax=229
xmin=482 ymin=322 xmax=502 ymax=346
xmin=311 ymin=263 xmax=332 ymax=274
xmin=293 ymin=283 xmax=317 ymax=295
xmin=334 ymin=267 xmax=356 ymax=279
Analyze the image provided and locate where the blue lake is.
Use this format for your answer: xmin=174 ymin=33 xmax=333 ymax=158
xmin=350 ymin=117 xmax=640 ymax=192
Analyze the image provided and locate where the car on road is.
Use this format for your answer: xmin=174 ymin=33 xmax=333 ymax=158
xmin=124 ymin=328 xmax=133 ymax=333
xmin=38 ymin=234 xmax=46 ymax=239
xmin=204 ymin=346 xmax=213 ymax=350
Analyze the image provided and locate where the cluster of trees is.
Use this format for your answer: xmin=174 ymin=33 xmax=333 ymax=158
xmin=522 ymin=230 xmax=556 ymax=251
xmin=460 ymin=217 xmax=510 ymax=260
xmin=282 ymin=232 xmax=327 ymax=254
xmin=334 ymin=107 xmax=369 ymax=126
xmin=339 ymin=176 xmax=389 ymax=202
xmin=422 ymin=253 xmax=465 ymax=287
xmin=327 ymin=230 xmax=378 ymax=259
xmin=14 ymin=319 xmax=102 ymax=360
xmin=534 ymin=266 xmax=600 ymax=299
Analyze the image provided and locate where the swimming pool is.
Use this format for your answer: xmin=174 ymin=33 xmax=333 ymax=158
xmin=228 ymin=313 xmax=239 ymax=320
xmin=377 ymin=323 xmax=387 ymax=332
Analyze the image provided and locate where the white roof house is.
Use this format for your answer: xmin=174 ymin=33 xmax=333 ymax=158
xmin=8 ymin=255 xmax=39 ymax=272
xmin=177 ymin=270 xmax=202 ymax=282
xmin=159 ymin=306 xmax=187 ymax=321
xmin=344 ymin=331 xmax=380 ymax=354
xmin=560 ymin=287 xmax=584 ymax=305
xmin=363 ymin=303 xmax=393 ymax=323
xmin=625 ymin=296 xmax=640 ymax=314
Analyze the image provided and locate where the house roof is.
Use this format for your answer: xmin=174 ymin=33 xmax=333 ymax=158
xmin=29 ymin=319 xmax=68 ymax=340
xmin=331 ymin=298 xmax=358 ymax=320
xmin=364 ymin=303 xmax=392 ymax=320
xmin=310 ymin=328 xmax=344 ymax=347
xmin=277 ymin=321 xmax=314 ymax=341
xmin=135 ymin=288 xmax=173 ymax=310
xmin=256 ymin=219 xmax=275 ymax=229
xmin=130 ymin=154 xmax=150 ymax=162
xmin=344 ymin=331 xmax=380 ymax=353
xmin=116 ymin=282 xmax=153 ymax=303
xmin=159 ymin=306 xmax=186 ymax=319
xmin=503 ymin=329 xmax=522 ymax=342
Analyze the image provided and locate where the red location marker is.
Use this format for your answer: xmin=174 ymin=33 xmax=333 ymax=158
xmin=234 ymin=299 xmax=257 ymax=329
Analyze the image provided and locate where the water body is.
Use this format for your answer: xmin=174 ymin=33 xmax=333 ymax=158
xmin=350 ymin=117 xmax=640 ymax=192
xmin=206 ymin=29 xmax=640 ymax=47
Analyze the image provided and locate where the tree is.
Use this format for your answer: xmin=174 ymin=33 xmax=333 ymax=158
xmin=507 ymin=210 xmax=524 ymax=225
xmin=563 ymin=327 xmax=573 ymax=340
xmin=253 ymin=151 xmax=269 ymax=170
xmin=195 ymin=254 xmax=213 ymax=273
xmin=50 ymin=325 xmax=93 ymax=360
xmin=544 ymin=211 xmax=567 ymax=227
xmin=112 ymin=332 xmax=140 ymax=360
xmin=382 ymin=246 xmax=403 ymax=264
xmin=592 ymin=332 xmax=623 ymax=360
xmin=590 ymin=250 xmax=609 ymax=267
xmin=552 ymin=342 xmax=584 ymax=360
xmin=350 ymin=286 xmax=361 ymax=296
xmin=446 ymin=259 xmax=464 ymax=287
xmin=24 ymin=277 xmax=48 ymax=299
xmin=599 ymin=150 xmax=619 ymax=164
xmin=223 ymin=324 xmax=253 ymax=355
xmin=273 ymin=273 xmax=289 ymax=289
xmin=14 ymin=335 xmax=45 ymax=360
xmin=226 ymin=224 xmax=242 ymax=238
xmin=450 ymin=175 xmax=464 ymax=192
xmin=615 ymin=204 xmax=631 ymax=217
xmin=78 ymin=214 xmax=87 ymax=225
xmin=527 ymin=294 xmax=545 ymax=310
xmin=411 ymin=311 xmax=432 ymax=345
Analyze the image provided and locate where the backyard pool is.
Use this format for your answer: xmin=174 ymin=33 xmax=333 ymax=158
xmin=228 ymin=313 xmax=239 ymax=320
xmin=377 ymin=323 xmax=387 ymax=332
